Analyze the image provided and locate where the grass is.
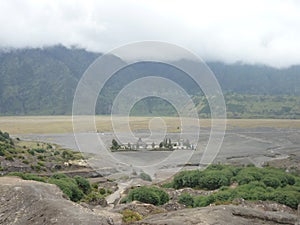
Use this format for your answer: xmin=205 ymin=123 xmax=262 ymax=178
xmin=0 ymin=116 xmax=300 ymax=134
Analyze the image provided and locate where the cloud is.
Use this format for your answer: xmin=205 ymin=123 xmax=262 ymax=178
xmin=0 ymin=0 xmax=300 ymax=67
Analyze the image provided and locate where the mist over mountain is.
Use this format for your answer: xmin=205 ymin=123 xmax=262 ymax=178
xmin=0 ymin=45 xmax=299 ymax=117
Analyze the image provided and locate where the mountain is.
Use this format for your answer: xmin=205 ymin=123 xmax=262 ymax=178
xmin=0 ymin=45 xmax=299 ymax=117
xmin=0 ymin=46 xmax=98 ymax=115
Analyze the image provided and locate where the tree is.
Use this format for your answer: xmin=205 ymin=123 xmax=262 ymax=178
xmin=111 ymin=139 xmax=120 ymax=150
xmin=127 ymin=186 xmax=169 ymax=205
xmin=159 ymin=142 xmax=163 ymax=148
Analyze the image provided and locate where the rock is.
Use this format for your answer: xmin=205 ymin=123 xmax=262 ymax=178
xmin=135 ymin=205 xmax=298 ymax=225
xmin=113 ymin=202 xmax=167 ymax=217
xmin=93 ymin=207 xmax=123 ymax=225
xmin=163 ymin=202 xmax=185 ymax=211
xmin=0 ymin=176 xmax=114 ymax=225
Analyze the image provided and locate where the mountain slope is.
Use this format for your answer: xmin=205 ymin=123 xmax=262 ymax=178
xmin=0 ymin=45 xmax=300 ymax=116
xmin=0 ymin=46 xmax=98 ymax=115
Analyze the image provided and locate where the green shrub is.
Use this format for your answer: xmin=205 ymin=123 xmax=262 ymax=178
xmin=92 ymin=183 xmax=99 ymax=190
xmin=193 ymin=195 xmax=215 ymax=207
xmin=51 ymin=173 xmax=69 ymax=179
xmin=139 ymin=172 xmax=152 ymax=181
xmin=173 ymin=165 xmax=235 ymax=190
xmin=199 ymin=171 xmax=230 ymax=190
xmin=49 ymin=177 xmax=84 ymax=202
xmin=161 ymin=182 xmax=174 ymax=188
xmin=74 ymin=176 xmax=91 ymax=195
xmin=171 ymin=166 xmax=300 ymax=209
xmin=83 ymin=191 xmax=105 ymax=205
xmin=99 ymin=188 xmax=106 ymax=195
xmin=37 ymin=155 xmax=44 ymax=161
xmin=261 ymin=168 xmax=296 ymax=187
xmin=5 ymin=155 xmax=14 ymax=161
xmin=127 ymin=186 xmax=169 ymax=205
xmin=233 ymin=167 xmax=264 ymax=185
xmin=54 ymin=151 xmax=60 ymax=155
xmin=262 ymin=176 xmax=281 ymax=188
xmin=178 ymin=193 xmax=194 ymax=207
xmin=233 ymin=174 xmax=255 ymax=185
xmin=62 ymin=150 xmax=74 ymax=160
xmin=28 ymin=149 xmax=35 ymax=156
xmin=34 ymin=165 xmax=41 ymax=171
xmin=122 ymin=210 xmax=142 ymax=224
xmin=268 ymin=190 xmax=300 ymax=209
xmin=214 ymin=189 xmax=236 ymax=202
xmin=33 ymin=148 xmax=46 ymax=153
xmin=173 ymin=170 xmax=202 ymax=189
xmin=7 ymin=172 xmax=46 ymax=182
xmin=37 ymin=161 xmax=45 ymax=167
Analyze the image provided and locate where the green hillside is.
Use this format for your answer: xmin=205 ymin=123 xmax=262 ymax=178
xmin=0 ymin=45 xmax=300 ymax=118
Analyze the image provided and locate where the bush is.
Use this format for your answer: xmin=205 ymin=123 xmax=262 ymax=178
xmin=193 ymin=195 xmax=215 ymax=207
xmin=28 ymin=149 xmax=35 ymax=156
xmin=261 ymin=168 xmax=296 ymax=187
xmin=262 ymin=176 xmax=281 ymax=188
xmin=172 ymin=165 xmax=300 ymax=209
xmin=49 ymin=177 xmax=84 ymax=202
xmin=5 ymin=155 xmax=14 ymax=161
xmin=99 ymin=188 xmax=106 ymax=195
xmin=173 ymin=170 xmax=202 ymax=189
xmin=122 ymin=210 xmax=142 ymax=224
xmin=51 ymin=173 xmax=69 ymax=179
xmin=173 ymin=166 xmax=235 ymax=190
xmin=37 ymin=161 xmax=45 ymax=167
xmin=37 ymin=155 xmax=45 ymax=161
xmin=199 ymin=171 xmax=230 ymax=190
xmin=54 ymin=151 xmax=60 ymax=155
xmin=33 ymin=148 xmax=46 ymax=153
xmin=62 ymin=150 xmax=74 ymax=160
xmin=74 ymin=176 xmax=91 ymax=194
xmin=83 ymin=191 xmax=106 ymax=205
xmin=7 ymin=172 xmax=46 ymax=182
xmin=127 ymin=186 xmax=169 ymax=205
xmin=268 ymin=190 xmax=300 ymax=209
xmin=139 ymin=172 xmax=152 ymax=182
xmin=178 ymin=193 xmax=194 ymax=207
xmin=214 ymin=189 xmax=236 ymax=202
xmin=233 ymin=167 xmax=264 ymax=185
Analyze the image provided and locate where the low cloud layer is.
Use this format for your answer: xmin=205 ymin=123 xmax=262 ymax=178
xmin=0 ymin=0 xmax=300 ymax=67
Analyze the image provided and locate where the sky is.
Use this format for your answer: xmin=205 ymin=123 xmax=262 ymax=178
xmin=0 ymin=0 xmax=300 ymax=67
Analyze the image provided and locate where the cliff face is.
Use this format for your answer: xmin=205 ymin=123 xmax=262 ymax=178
xmin=0 ymin=177 xmax=112 ymax=225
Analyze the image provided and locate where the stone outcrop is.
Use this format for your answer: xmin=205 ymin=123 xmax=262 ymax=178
xmin=135 ymin=205 xmax=298 ymax=225
xmin=0 ymin=177 xmax=114 ymax=225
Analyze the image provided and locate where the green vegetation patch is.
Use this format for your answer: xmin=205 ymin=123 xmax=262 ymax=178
xmin=7 ymin=172 xmax=94 ymax=203
xmin=127 ymin=186 xmax=169 ymax=206
xmin=122 ymin=209 xmax=143 ymax=224
xmin=172 ymin=164 xmax=300 ymax=209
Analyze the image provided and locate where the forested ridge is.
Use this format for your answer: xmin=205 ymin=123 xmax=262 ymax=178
xmin=0 ymin=45 xmax=299 ymax=118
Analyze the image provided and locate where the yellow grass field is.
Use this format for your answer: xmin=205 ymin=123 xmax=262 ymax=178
xmin=0 ymin=116 xmax=300 ymax=134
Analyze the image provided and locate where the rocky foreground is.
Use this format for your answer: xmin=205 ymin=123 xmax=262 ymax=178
xmin=0 ymin=177 xmax=299 ymax=225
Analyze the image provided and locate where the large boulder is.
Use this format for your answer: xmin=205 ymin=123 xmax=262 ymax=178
xmin=0 ymin=176 xmax=114 ymax=225
xmin=135 ymin=205 xmax=298 ymax=225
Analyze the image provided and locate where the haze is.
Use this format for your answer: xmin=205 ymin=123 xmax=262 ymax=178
xmin=1 ymin=0 xmax=300 ymax=67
